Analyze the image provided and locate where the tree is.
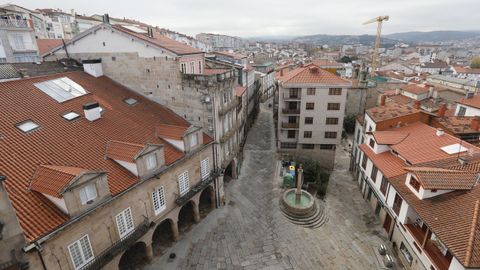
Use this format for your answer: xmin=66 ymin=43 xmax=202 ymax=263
xmin=340 ymin=56 xmax=352 ymax=63
xmin=343 ymin=114 xmax=357 ymax=134
xmin=471 ymin=57 xmax=480 ymax=69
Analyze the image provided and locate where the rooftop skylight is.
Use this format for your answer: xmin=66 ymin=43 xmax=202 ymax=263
xmin=62 ymin=111 xmax=80 ymax=121
xmin=123 ymin=25 xmax=147 ymax=33
xmin=34 ymin=77 xmax=88 ymax=103
xmin=441 ymin=143 xmax=468 ymax=155
xmin=124 ymin=98 xmax=138 ymax=106
xmin=16 ymin=120 xmax=39 ymax=133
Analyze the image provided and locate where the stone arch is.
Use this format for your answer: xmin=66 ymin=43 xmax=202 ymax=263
xmin=224 ymin=159 xmax=237 ymax=182
xmin=199 ymin=185 xmax=215 ymax=218
xmin=177 ymin=200 xmax=199 ymax=235
xmin=151 ymin=218 xmax=177 ymax=256
xmin=118 ymin=241 xmax=149 ymax=270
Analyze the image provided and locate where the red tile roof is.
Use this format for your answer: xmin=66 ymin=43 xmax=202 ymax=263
xmin=36 ymin=39 xmax=67 ymax=55
xmin=30 ymin=165 xmax=88 ymax=198
xmin=372 ymin=131 xmax=409 ymax=145
xmin=457 ymin=95 xmax=480 ymax=109
xmin=112 ymin=25 xmax=202 ymax=55
xmin=277 ymin=63 xmax=351 ymax=86
xmin=311 ymin=59 xmax=343 ymax=69
xmin=359 ymin=144 xmax=406 ymax=178
xmin=366 ymin=103 xmax=420 ymax=123
xmin=213 ymin=51 xmax=247 ymax=59
xmin=235 ymin=85 xmax=246 ymax=97
xmin=203 ymin=68 xmax=229 ymax=75
xmin=406 ymin=167 xmax=478 ymax=190
xmin=401 ymin=83 xmax=430 ymax=95
xmin=156 ymin=124 xmax=188 ymax=140
xmin=106 ymin=140 xmax=145 ymax=163
xmin=0 ymin=71 xmax=211 ymax=242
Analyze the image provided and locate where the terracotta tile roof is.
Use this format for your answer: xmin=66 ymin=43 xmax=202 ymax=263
xmin=390 ymin=122 xmax=477 ymax=164
xmin=106 ymin=140 xmax=145 ymax=163
xmin=434 ymin=116 xmax=480 ymax=135
xmin=203 ymin=68 xmax=229 ymax=75
xmin=457 ymin=95 xmax=480 ymax=109
xmin=359 ymin=144 xmax=406 ymax=178
xmin=453 ymin=65 xmax=480 ymax=75
xmin=30 ymin=165 xmax=88 ymax=198
xmin=372 ymin=131 xmax=409 ymax=145
xmin=0 ymin=71 xmax=210 ymax=242
xmin=235 ymin=85 xmax=246 ymax=97
xmin=112 ymin=24 xmax=202 ymax=55
xmin=156 ymin=124 xmax=188 ymax=140
xmin=386 ymin=94 xmax=413 ymax=105
xmin=366 ymin=103 xmax=419 ymax=123
xmin=406 ymin=167 xmax=478 ymax=190
xmin=277 ymin=63 xmax=351 ymax=86
xmin=401 ymin=83 xmax=430 ymax=95
xmin=36 ymin=39 xmax=67 ymax=55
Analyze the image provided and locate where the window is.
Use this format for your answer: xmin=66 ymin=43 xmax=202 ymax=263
xmin=307 ymin=88 xmax=316 ymax=95
xmin=190 ymin=133 xmax=198 ymax=147
xmin=369 ymin=139 xmax=375 ymax=149
xmin=393 ymin=194 xmax=403 ymax=216
xmin=361 ymin=154 xmax=367 ymax=169
xmin=289 ymin=88 xmax=300 ymax=98
xmin=302 ymin=144 xmax=314 ymax=149
xmin=304 ymin=131 xmax=312 ymax=138
xmin=34 ymin=77 xmax=89 ymax=103
xmin=370 ymin=166 xmax=378 ymax=182
xmin=327 ymin=103 xmax=340 ymax=110
xmin=16 ymin=120 xmax=40 ymax=133
xmin=324 ymin=132 xmax=337 ymax=138
xmin=181 ymin=63 xmax=186 ymax=73
xmin=306 ymin=102 xmax=314 ymax=110
xmin=178 ymin=171 xmax=190 ymax=195
xmin=329 ymin=88 xmax=342 ymax=95
xmin=62 ymin=111 xmax=80 ymax=121
xmin=190 ymin=61 xmax=195 ymax=73
xmin=280 ymin=142 xmax=297 ymax=149
xmin=305 ymin=117 xmax=313 ymax=124
xmin=400 ymin=242 xmax=413 ymax=265
xmin=409 ymin=176 xmax=421 ymax=191
xmin=145 ymin=154 xmax=157 ymax=170
xmin=152 ymin=186 xmax=166 ymax=215
xmin=326 ymin=117 xmax=338 ymax=125
xmin=198 ymin=61 xmax=202 ymax=73
xmin=124 ymin=98 xmax=138 ymax=106
xmin=79 ymin=184 xmax=97 ymax=205
xmin=287 ymin=130 xmax=296 ymax=138
xmin=115 ymin=208 xmax=134 ymax=238
xmin=320 ymin=144 xmax=335 ymax=150
xmin=201 ymin=158 xmax=210 ymax=180
xmin=68 ymin=235 xmax=94 ymax=269
xmin=380 ymin=176 xmax=388 ymax=195
xmin=457 ymin=106 xmax=466 ymax=116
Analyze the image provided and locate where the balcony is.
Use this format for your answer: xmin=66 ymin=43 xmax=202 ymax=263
xmin=221 ymin=147 xmax=239 ymax=168
xmin=281 ymin=122 xmax=299 ymax=129
xmin=182 ymin=69 xmax=237 ymax=87
xmin=282 ymin=108 xmax=300 ymax=114
xmin=220 ymin=120 xmax=241 ymax=143
xmin=282 ymin=93 xmax=301 ymax=100
xmin=83 ymin=217 xmax=150 ymax=270
xmin=175 ymin=173 xmax=216 ymax=206
xmin=218 ymin=99 xmax=239 ymax=116
xmin=0 ymin=18 xmax=30 ymax=29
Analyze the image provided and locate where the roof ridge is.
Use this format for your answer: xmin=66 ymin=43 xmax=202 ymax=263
xmin=466 ymin=200 xmax=480 ymax=266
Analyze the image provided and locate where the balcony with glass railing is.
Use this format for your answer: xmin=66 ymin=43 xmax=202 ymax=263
xmin=0 ymin=18 xmax=30 ymax=29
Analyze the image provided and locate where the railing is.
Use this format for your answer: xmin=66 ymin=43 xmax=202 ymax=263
xmin=0 ymin=18 xmax=30 ymax=28
xmin=218 ymin=99 xmax=239 ymax=116
xmin=175 ymin=173 xmax=216 ymax=206
xmin=281 ymin=122 xmax=299 ymax=129
xmin=282 ymin=93 xmax=300 ymax=100
xmin=282 ymin=108 xmax=300 ymax=114
xmin=82 ymin=217 xmax=150 ymax=270
xmin=182 ymin=69 xmax=237 ymax=84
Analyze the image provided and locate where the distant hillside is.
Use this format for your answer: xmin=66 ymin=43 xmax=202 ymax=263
xmin=384 ymin=31 xmax=480 ymax=43
xmin=292 ymin=34 xmax=397 ymax=46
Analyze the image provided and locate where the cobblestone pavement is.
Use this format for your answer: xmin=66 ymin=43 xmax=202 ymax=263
xmin=145 ymin=103 xmax=389 ymax=270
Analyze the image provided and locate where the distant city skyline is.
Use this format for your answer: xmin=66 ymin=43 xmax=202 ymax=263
xmin=13 ymin=0 xmax=480 ymax=38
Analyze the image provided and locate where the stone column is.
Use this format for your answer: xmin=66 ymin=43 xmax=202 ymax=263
xmin=193 ymin=202 xmax=201 ymax=223
xmin=171 ymin=220 xmax=179 ymax=242
xmin=145 ymin=244 xmax=154 ymax=262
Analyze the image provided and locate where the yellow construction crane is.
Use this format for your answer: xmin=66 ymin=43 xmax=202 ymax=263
xmin=363 ymin=15 xmax=389 ymax=74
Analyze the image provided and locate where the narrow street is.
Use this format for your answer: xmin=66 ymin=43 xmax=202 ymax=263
xmin=145 ymin=102 xmax=389 ymax=270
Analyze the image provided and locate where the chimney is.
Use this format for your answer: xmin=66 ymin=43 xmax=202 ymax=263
xmin=280 ymin=69 xmax=284 ymax=76
xmin=102 ymin=13 xmax=110 ymax=24
xmin=471 ymin=117 xmax=480 ymax=131
xmin=309 ymin=66 xmax=319 ymax=74
xmin=147 ymin=26 xmax=154 ymax=38
xmin=379 ymin=94 xmax=386 ymax=106
xmin=437 ymin=104 xmax=447 ymax=117
xmin=83 ymin=102 xmax=101 ymax=122
xmin=413 ymin=101 xmax=421 ymax=109
xmin=436 ymin=128 xmax=445 ymax=137
xmin=82 ymin=59 xmax=103 ymax=77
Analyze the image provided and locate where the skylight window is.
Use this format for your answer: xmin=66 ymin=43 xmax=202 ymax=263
xmin=34 ymin=77 xmax=88 ymax=103
xmin=123 ymin=25 xmax=147 ymax=33
xmin=62 ymin=111 xmax=80 ymax=121
xmin=441 ymin=143 xmax=468 ymax=155
xmin=124 ymin=98 xmax=138 ymax=106
xmin=16 ymin=120 xmax=39 ymax=133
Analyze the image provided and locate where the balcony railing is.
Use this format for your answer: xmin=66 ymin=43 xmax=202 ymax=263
xmin=281 ymin=122 xmax=299 ymax=129
xmin=282 ymin=108 xmax=300 ymax=114
xmin=282 ymin=93 xmax=301 ymax=100
xmin=0 ymin=18 xmax=30 ymax=28
xmin=182 ymin=69 xmax=238 ymax=86
xmin=175 ymin=173 xmax=216 ymax=206
xmin=83 ymin=217 xmax=150 ymax=270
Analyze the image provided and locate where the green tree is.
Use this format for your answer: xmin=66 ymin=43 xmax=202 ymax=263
xmin=343 ymin=114 xmax=357 ymax=134
xmin=471 ymin=57 xmax=480 ymax=68
xmin=340 ymin=56 xmax=352 ymax=63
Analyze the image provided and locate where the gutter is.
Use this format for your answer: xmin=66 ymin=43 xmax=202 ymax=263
xmin=23 ymin=139 xmax=215 ymax=252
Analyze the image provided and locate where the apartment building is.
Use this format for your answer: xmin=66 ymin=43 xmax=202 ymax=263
xmin=196 ymin=33 xmax=245 ymax=51
xmin=35 ymin=8 xmax=76 ymax=39
xmin=0 ymin=4 xmax=39 ymax=62
xmin=44 ymin=21 xmax=241 ymax=188
xmin=0 ymin=67 xmax=218 ymax=270
xmin=456 ymin=94 xmax=480 ymax=117
xmin=276 ymin=63 xmax=351 ymax=168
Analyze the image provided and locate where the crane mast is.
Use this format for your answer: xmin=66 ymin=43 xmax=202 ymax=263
xmin=363 ymin=16 xmax=389 ymax=74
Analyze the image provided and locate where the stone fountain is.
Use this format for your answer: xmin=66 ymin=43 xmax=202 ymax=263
xmin=280 ymin=165 xmax=315 ymax=216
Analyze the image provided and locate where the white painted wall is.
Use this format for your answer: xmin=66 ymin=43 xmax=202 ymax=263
xmin=115 ymin=160 xmax=138 ymax=176
xmin=164 ymin=138 xmax=185 ymax=152
xmin=455 ymin=104 xmax=480 ymax=117
xmin=44 ymin=194 xmax=68 ymax=214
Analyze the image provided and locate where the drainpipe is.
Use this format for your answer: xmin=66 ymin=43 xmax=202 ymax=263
xmin=211 ymin=89 xmax=220 ymax=208
xmin=35 ymin=243 xmax=47 ymax=270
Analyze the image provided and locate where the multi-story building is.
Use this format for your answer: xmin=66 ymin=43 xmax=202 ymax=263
xmin=44 ymin=21 xmax=242 ymax=190
xmin=196 ymin=33 xmax=245 ymax=51
xmin=353 ymin=106 xmax=480 ymax=270
xmin=455 ymin=94 xmax=480 ymax=117
xmin=0 ymin=4 xmax=39 ymax=62
xmin=0 ymin=66 xmax=218 ymax=270
xmin=35 ymin=8 xmax=76 ymax=39
xmin=276 ymin=63 xmax=351 ymax=168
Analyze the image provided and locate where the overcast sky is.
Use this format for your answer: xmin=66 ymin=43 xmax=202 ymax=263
xmin=15 ymin=0 xmax=480 ymax=37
